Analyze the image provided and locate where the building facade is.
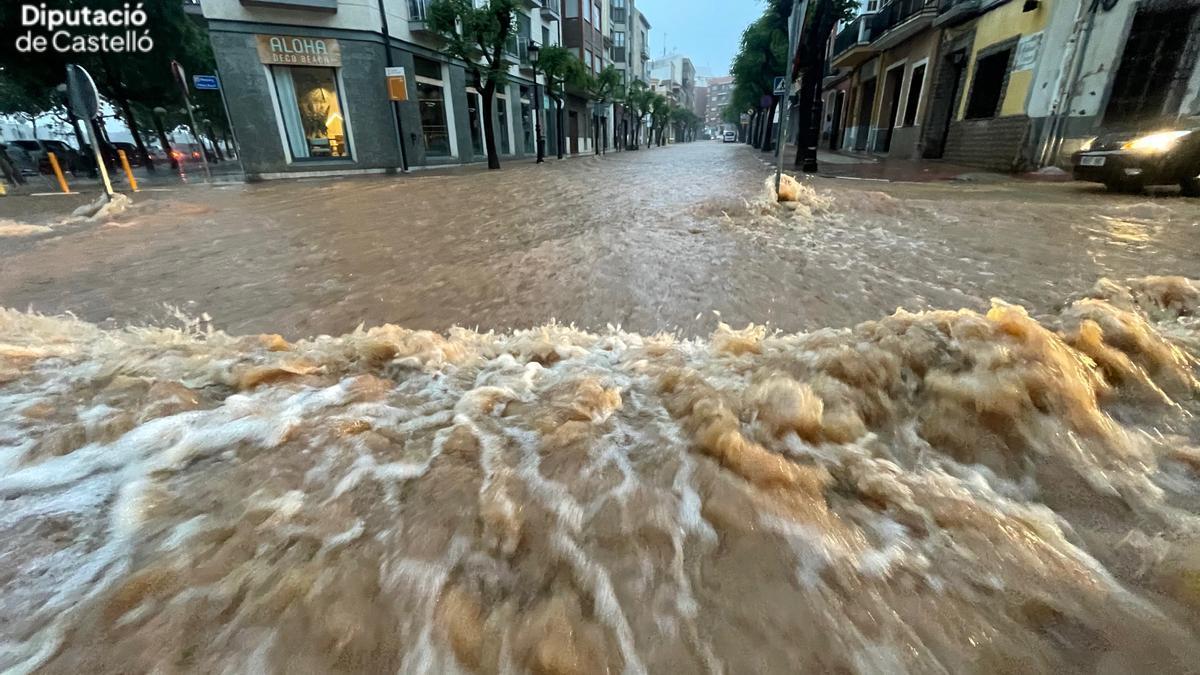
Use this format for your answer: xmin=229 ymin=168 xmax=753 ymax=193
xmin=822 ymin=0 xmax=1200 ymax=171
xmin=649 ymin=54 xmax=696 ymax=111
xmin=198 ymin=0 xmax=566 ymax=180
xmin=705 ymin=75 xmax=733 ymax=131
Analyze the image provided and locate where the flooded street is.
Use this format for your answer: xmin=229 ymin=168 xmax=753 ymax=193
xmin=2 ymin=141 xmax=1198 ymax=338
xmin=2 ymin=142 xmax=1200 ymax=673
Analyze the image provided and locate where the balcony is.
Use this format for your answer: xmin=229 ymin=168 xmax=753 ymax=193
xmin=506 ymin=36 xmax=532 ymax=67
xmin=611 ymin=7 xmax=626 ymax=23
xmin=409 ymin=0 xmax=432 ymax=30
xmin=934 ymin=0 xmax=982 ymax=26
xmin=240 ymin=0 xmax=337 ymax=9
xmin=831 ymin=15 xmax=875 ymax=68
xmin=539 ymin=0 xmax=560 ymax=21
xmin=868 ymin=0 xmax=939 ymax=50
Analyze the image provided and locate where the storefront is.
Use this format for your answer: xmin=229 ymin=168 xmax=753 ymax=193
xmin=205 ymin=21 xmax=540 ymax=180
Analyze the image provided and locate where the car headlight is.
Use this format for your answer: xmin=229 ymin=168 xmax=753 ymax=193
xmin=1122 ymin=130 xmax=1191 ymax=153
xmin=1079 ymin=136 xmax=1096 ymax=152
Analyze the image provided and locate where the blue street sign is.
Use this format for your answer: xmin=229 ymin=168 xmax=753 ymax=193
xmin=773 ymin=76 xmax=786 ymax=96
xmin=193 ymin=75 xmax=220 ymax=91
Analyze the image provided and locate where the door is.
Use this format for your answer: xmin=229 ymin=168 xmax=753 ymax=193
xmin=923 ymin=50 xmax=966 ymax=159
xmin=855 ymin=79 xmax=876 ymax=152
xmin=879 ymin=67 xmax=905 ymax=153
xmin=829 ymin=90 xmax=845 ymax=151
xmin=568 ymin=111 xmax=580 ymax=154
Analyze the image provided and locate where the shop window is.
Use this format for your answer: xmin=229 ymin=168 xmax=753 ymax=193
xmin=467 ymin=92 xmax=484 ymax=157
xmin=498 ymin=96 xmax=511 ymax=154
xmin=415 ymin=57 xmax=452 ymax=157
xmin=271 ymin=66 xmax=350 ymax=160
xmin=902 ymin=64 xmax=925 ymax=126
xmin=520 ymin=88 xmax=534 ymax=153
xmin=964 ymin=48 xmax=1011 ymax=119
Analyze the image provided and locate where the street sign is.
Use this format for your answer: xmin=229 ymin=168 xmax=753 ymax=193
xmin=193 ymin=75 xmax=220 ymax=90
xmin=65 ymin=64 xmax=100 ymax=120
xmin=385 ymin=66 xmax=408 ymax=102
xmin=773 ymin=76 xmax=787 ymax=96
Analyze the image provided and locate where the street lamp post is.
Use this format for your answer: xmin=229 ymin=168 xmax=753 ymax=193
xmin=529 ymin=40 xmax=545 ymax=164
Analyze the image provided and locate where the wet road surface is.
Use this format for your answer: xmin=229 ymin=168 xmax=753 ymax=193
xmin=1 ymin=141 xmax=1198 ymax=338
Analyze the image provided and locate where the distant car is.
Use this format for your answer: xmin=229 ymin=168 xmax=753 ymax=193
xmin=1072 ymin=122 xmax=1200 ymax=195
xmin=8 ymin=139 xmax=85 ymax=176
xmin=111 ymin=142 xmax=143 ymax=166
xmin=723 ymin=130 xmax=737 ymax=143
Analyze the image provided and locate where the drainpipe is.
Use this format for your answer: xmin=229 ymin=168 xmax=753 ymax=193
xmin=1036 ymin=0 xmax=1098 ymax=167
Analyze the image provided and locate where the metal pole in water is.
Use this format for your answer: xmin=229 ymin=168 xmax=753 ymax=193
xmin=775 ymin=0 xmax=807 ymax=195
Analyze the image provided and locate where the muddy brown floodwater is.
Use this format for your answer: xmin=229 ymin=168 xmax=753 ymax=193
xmin=1 ymin=142 xmax=1197 ymax=338
xmin=2 ymin=143 xmax=1200 ymax=674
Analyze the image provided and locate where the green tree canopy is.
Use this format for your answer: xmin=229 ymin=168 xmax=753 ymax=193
xmin=428 ymin=0 xmax=519 ymax=169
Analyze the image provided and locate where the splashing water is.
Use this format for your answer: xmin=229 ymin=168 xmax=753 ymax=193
xmin=2 ymin=277 xmax=1200 ymax=673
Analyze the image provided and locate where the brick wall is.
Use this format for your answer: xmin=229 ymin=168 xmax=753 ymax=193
xmin=943 ymin=115 xmax=1032 ymax=172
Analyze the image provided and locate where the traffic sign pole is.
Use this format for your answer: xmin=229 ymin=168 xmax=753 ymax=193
xmin=775 ymin=0 xmax=807 ymax=196
xmin=172 ymin=60 xmax=212 ymax=183
xmin=66 ymin=64 xmax=115 ymax=200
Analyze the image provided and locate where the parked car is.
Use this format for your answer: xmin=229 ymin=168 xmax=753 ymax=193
xmin=7 ymin=139 xmax=86 ymax=176
xmin=1072 ymin=122 xmax=1200 ymax=195
xmin=111 ymin=142 xmax=144 ymax=166
xmin=723 ymin=130 xmax=737 ymax=143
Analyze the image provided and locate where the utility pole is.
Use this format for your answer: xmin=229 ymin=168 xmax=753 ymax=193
xmin=775 ymin=0 xmax=808 ymax=192
xmin=377 ymin=0 xmax=409 ymax=171
xmin=794 ymin=0 xmax=834 ymax=173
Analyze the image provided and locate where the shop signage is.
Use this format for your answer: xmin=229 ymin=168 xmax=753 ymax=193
xmin=255 ymin=34 xmax=342 ymax=67
xmin=1013 ymin=32 xmax=1043 ymax=72
xmin=385 ymin=66 xmax=408 ymax=102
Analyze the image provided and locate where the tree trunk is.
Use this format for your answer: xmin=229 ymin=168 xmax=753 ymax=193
xmin=152 ymin=113 xmax=180 ymax=172
xmin=481 ymin=83 xmax=501 ymax=170
xmin=102 ymin=59 xmax=155 ymax=172
xmin=761 ymin=97 xmax=778 ymax=153
xmin=794 ymin=0 xmax=835 ymax=171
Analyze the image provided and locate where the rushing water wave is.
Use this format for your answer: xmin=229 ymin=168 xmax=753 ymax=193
xmin=2 ymin=275 xmax=1199 ymax=673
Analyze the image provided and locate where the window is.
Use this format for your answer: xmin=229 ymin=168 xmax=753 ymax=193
xmin=414 ymin=57 xmax=451 ymax=157
xmin=569 ymin=0 xmax=580 ymax=20
xmin=271 ymin=66 xmax=350 ymax=160
xmin=612 ymin=0 xmax=625 ymax=23
xmin=964 ymin=48 xmax=1011 ymax=119
xmin=542 ymin=25 xmax=550 ymax=47
xmin=467 ymin=92 xmax=484 ymax=157
xmin=902 ymin=64 xmax=925 ymax=127
xmin=498 ymin=96 xmax=511 ymax=154
xmin=613 ymin=31 xmax=625 ymax=47
xmin=520 ymin=87 xmax=534 ymax=154
xmin=585 ymin=50 xmax=593 ymax=71
xmin=593 ymin=1 xmax=602 ymax=25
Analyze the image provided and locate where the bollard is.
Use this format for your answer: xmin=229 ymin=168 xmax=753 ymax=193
xmin=117 ymin=150 xmax=139 ymax=192
xmin=47 ymin=152 xmax=71 ymax=193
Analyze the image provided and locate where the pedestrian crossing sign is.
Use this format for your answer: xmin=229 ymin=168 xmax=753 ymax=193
xmin=773 ymin=76 xmax=786 ymax=95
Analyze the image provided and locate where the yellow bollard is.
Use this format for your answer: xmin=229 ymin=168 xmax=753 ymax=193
xmin=117 ymin=149 xmax=139 ymax=192
xmin=47 ymin=152 xmax=70 ymax=193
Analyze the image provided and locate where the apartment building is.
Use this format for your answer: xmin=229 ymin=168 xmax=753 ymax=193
xmin=198 ymin=0 xmax=564 ymax=179
xmin=705 ymin=75 xmax=733 ymax=130
xmin=649 ymin=54 xmax=696 ymax=110
xmin=609 ymin=0 xmax=650 ymax=87
xmin=821 ymin=0 xmax=1199 ymax=171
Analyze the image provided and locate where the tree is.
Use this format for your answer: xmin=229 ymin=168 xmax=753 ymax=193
xmin=0 ymin=1 xmax=224 ymax=172
xmin=728 ymin=0 xmax=791 ymax=151
xmin=625 ymin=80 xmax=654 ymax=149
xmin=535 ymin=45 xmax=586 ymax=159
xmin=576 ymin=66 xmax=622 ymax=155
xmin=792 ymin=0 xmax=860 ymax=168
xmin=428 ymin=0 xmax=519 ymax=170
xmin=649 ymin=94 xmax=671 ymax=147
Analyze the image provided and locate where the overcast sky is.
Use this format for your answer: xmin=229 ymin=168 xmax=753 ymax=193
xmin=633 ymin=0 xmax=766 ymax=79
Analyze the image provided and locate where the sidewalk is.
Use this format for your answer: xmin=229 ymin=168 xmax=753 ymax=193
xmin=768 ymin=142 xmax=1077 ymax=184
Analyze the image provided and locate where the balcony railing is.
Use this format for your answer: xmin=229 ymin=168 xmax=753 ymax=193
xmin=869 ymin=0 xmax=935 ymax=35
xmin=611 ymin=7 xmax=626 ymax=23
xmin=832 ymin=15 xmax=873 ymax=57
